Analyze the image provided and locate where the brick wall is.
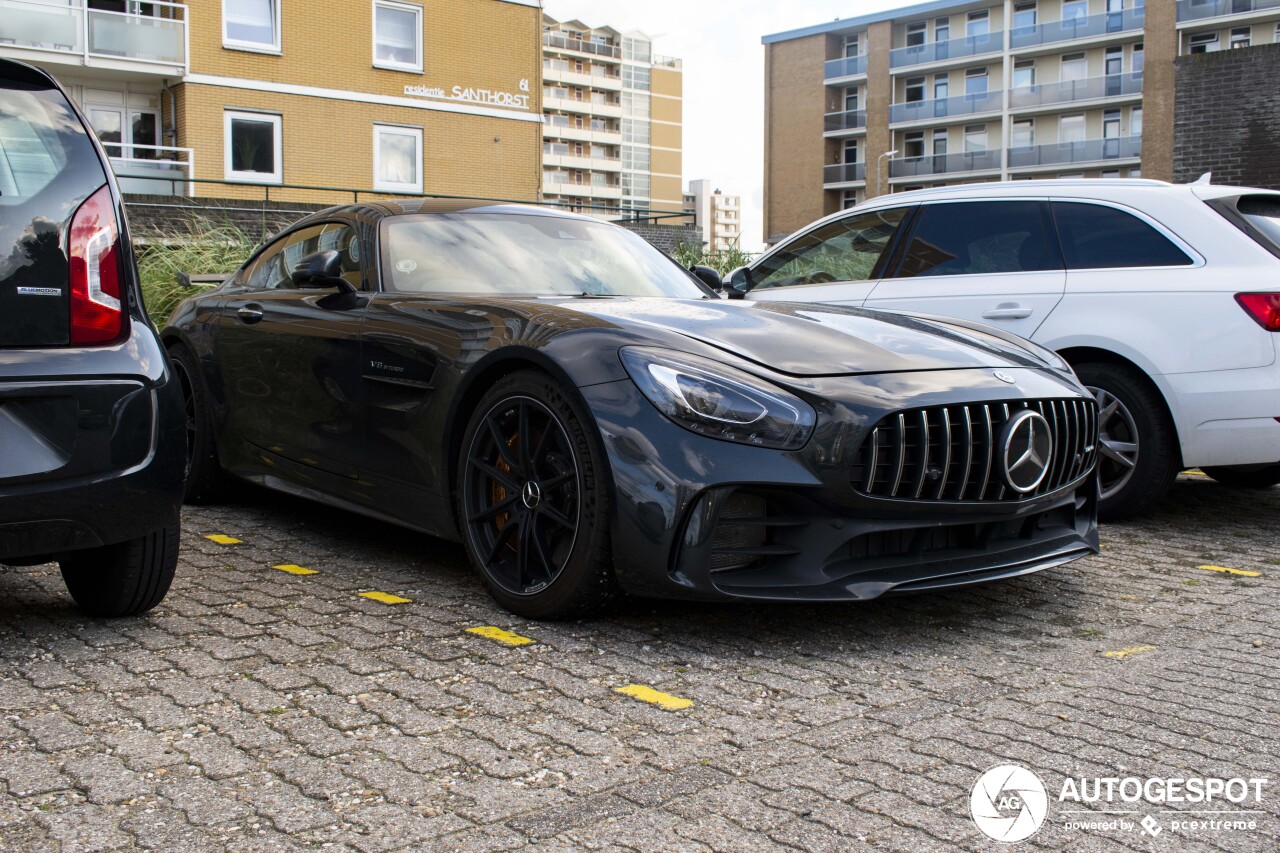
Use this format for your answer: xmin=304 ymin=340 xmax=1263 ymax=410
xmin=1174 ymin=44 xmax=1280 ymax=189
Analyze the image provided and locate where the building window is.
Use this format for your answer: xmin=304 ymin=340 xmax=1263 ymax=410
xmin=1012 ymin=119 xmax=1034 ymax=148
xmin=844 ymin=34 xmax=860 ymax=57
xmin=964 ymin=67 xmax=988 ymax=96
xmin=1129 ymin=167 xmax=1141 ymax=178
xmin=224 ymin=0 xmax=280 ymax=52
xmin=373 ymin=124 xmax=422 ymax=193
xmin=934 ymin=73 xmax=949 ymax=100
xmin=373 ymin=1 xmax=423 ymax=71
xmin=935 ymin=17 xmax=950 ymax=42
xmin=1059 ymin=114 xmax=1085 ymax=144
xmin=1230 ymin=27 xmax=1251 ymax=48
xmin=964 ymin=124 xmax=987 ymax=152
xmin=1107 ymin=0 xmax=1125 ymax=12
xmin=1131 ymin=106 xmax=1143 ymax=136
xmin=1013 ymin=58 xmax=1036 ymax=88
xmin=1189 ymin=33 xmax=1219 ymax=53
xmin=967 ymin=10 xmax=989 ymax=37
xmin=843 ymin=139 xmax=859 ymax=164
xmin=1061 ymin=52 xmax=1087 ymax=81
xmin=932 ymin=129 xmax=948 ymax=155
xmin=224 ymin=111 xmax=282 ymax=183
xmin=904 ymin=131 xmax=925 ymax=159
xmin=906 ymin=22 xmax=927 ymax=47
xmin=1013 ymin=2 xmax=1036 ymax=29
xmin=1105 ymin=46 xmax=1123 ymax=76
xmin=905 ymin=76 xmax=926 ymax=103
xmin=1132 ymin=42 xmax=1144 ymax=72
xmin=844 ymin=88 xmax=859 ymax=112
xmin=1062 ymin=0 xmax=1088 ymax=21
xmin=842 ymin=190 xmax=861 ymax=210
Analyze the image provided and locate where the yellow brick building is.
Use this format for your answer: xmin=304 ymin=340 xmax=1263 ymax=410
xmin=2 ymin=0 xmax=544 ymax=203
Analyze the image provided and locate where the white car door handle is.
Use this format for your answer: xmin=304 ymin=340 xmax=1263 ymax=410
xmin=982 ymin=304 xmax=1033 ymax=320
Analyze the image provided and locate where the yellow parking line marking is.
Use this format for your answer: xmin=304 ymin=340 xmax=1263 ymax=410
xmin=272 ymin=564 xmax=318 ymax=576
xmin=1104 ymin=645 xmax=1156 ymax=660
xmin=204 ymin=534 xmax=242 ymax=545
xmin=1185 ymin=469 xmax=1208 ymax=477
xmin=1197 ymin=565 xmax=1262 ymax=578
xmin=466 ymin=626 xmax=533 ymax=646
xmin=614 ymin=684 xmax=694 ymax=711
xmin=359 ymin=591 xmax=412 ymax=605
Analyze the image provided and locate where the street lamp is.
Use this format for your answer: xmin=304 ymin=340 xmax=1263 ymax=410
xmin=876 ymin=149 xmax=899 ymax=198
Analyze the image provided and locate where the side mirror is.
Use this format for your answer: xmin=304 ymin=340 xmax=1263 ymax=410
xmin=689 ymin=264 xmax=722 ymax=291
xmin=724 ymin=266 xmax=752 ymax=300
xmin=292 ymin=250 xmax=355 ymax=293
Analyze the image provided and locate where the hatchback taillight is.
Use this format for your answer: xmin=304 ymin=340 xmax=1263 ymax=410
xmin=1235 ymin=293 xmax=1280 ymax=332
xmin=69 ymin=185 xmax=126 ymax=345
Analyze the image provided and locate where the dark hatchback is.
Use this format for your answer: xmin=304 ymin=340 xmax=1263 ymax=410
xmin=164 ymin=200 xmax=1100 ymax=619
xmin=0 ymin=59 xmax=184 ymax=616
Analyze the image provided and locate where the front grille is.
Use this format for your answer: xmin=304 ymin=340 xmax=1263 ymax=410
xmin=850 ymin=398 xmax=1097 ymax=502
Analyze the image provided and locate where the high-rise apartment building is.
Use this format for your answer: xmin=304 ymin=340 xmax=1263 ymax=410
xmin=762 ymin=0 xmax=1280 ymax=242
xmin=683 ymin=180 xmax=742 ymax=252
xmin=541 ymin=14 xmax=683 ymax=218
xmin=2 ymin=0 xmax=544 ymax=202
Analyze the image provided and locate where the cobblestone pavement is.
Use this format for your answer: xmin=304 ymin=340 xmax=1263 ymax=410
xmin=1 ymin=472 xmax=1276 ymax=853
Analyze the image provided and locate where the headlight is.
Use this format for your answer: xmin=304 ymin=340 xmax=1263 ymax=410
xmin=619 ymin=347 xmax=816 ymax=450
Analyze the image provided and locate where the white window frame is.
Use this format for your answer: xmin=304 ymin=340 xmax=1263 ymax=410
xmin=222 ymin=0 xmax=281 ymax=54
xmin=967 ymin=10 xmax=990 ymax=37
xmin=224 ymin=110 xmax=282 ymax=184
xmin=372 ymin=0 xmax=424 ymax=73
xmin=1188 ymin=32 xmax=1219 ymax=53
xmin=373 ymin=124 xmax=423 ymax=193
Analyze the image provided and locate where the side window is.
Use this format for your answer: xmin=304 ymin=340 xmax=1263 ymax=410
xmin=244 ymin=223 xmax=362 ymax=291
xmin=893 ymin=201 xmax=1062 ymax=278
xmin=1052 ymin=202 xmax=1194 ymax=269
xmin=752 ymin=208 xmax=909 ymax=290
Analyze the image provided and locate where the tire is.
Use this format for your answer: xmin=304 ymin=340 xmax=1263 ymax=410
xmin=1073 ymin=361 xmax=1180 ymax=521
xmin=59 ymin=524 xmax=179 ymax=617
xmin=1202 ymin=464 xmax=1280 ymax=489
xmin=457 ymin=370 xmax=619 ymax=620
xmin=168 ymin=343 xmax=228 ymax=504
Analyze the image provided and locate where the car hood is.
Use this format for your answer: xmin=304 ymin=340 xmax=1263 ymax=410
xmin=559 ymin=298 xmax=1059 ymax=377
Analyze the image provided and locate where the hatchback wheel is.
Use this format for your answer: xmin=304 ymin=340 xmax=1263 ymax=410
xmin=458 ymin=371 xmax=617 ymax=619
xmin=1202 ymin=464 xmax=1280 ymax=489
xmin=59 ymin=524 xmax=179 ymax=617
xmin=1074 ymin=362 xmax=1179 ymax=521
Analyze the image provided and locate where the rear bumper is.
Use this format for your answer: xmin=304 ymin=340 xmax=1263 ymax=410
xmin=1159 ymin=362 xmax=1280 ymax=467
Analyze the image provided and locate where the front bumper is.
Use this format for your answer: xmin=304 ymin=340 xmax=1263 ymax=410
xmin=582 ymin=365 xmax=1100 ymax=602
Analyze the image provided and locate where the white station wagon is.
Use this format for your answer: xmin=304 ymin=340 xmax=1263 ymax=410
xmin=729 ymin=180 xmax=1280 ymax=519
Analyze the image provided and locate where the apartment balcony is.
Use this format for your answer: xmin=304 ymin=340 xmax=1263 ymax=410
xmin=1177 ymin=0 xmax=1280 ymax=22
xmin=543 ymin=32 xmax=622 ymax=60
xmin=544 ymin=182 xmax=623 ymax=201
xmin=1007 ymin=135 xmax=1143 ymax=169
xmin=890 ymin=149 xmax=1002 ymax=178
xmin=0 ymin=0 xmax=187 ymax=75
xmin=890 ymin=31 xmax=1003 ymax=69
xmin=543 ymin=67 xmax=623 ymax=91
xmin=108 ymin=144 xmax=193 ymax=194
xmin=823 ymin=54 xmax=867 ymax=81
xmin=544 ymin=97 xmax=622 ymax=118
xmin=823 ymin=109 xmax=867 ymax=134
xmin=544 ymin=153 xmax=621 ymax=172
xmin=890 ymin=90 xmax=1003 ymax=125
xmin=823 ymin=162 xmax=867 ymax=184
xmin=1009 ymin=72 xmax=1143 ymax=112
xmin=1010 ymin=7 xmax=1145 ymax=50
xmin=543 ymin=124 xmax=622 ymax=145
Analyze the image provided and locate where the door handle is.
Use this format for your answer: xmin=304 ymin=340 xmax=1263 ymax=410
xmin=981 ymin=303 xmax=1032 ymax=320
xmin=237 ymin=305 xmax=264 ymax=324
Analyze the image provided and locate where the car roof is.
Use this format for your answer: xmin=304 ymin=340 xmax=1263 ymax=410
xmin=346 ymin=199 xmax=597 ymax=221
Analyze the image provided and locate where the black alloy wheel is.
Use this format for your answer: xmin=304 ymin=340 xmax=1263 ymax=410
xmin=458 ymin=371 xmax=617 ymax=619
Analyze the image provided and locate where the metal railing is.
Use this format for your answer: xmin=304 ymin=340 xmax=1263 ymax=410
xmin=1010 ymin=7 xmax=1145 ymax=49
xmin=542 ymin=32 xmax=621 ymax=59
xmin=107 ymin=143 xmax=194 ymax=194
xmin=0 ymin=0 xmax=187 ymax=70
xmin=824 ymin=54 xmax=868 ymax=80
xmin=1007 ymin=135 xmax=1143 ymax=168
xmin=1176 ymin=0 xmax=1280 ymax=21
xmin=824 ymin=109 xmax=867 ymax=132
xmin=890 ymin=149 xmax=1002 ymax=178
xmin=890 ymin=90 xmax=1003 ymax=124
xmin=1009 ymin=71 xmax=1144 ymax=108
xmin=890 ymin=31 xmax=1003 ymax=68
xmin=824 ymin=162 xmax=867 ymax=184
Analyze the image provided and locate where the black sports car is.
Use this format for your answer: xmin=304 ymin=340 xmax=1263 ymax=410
xmin=163 ymin=202 xmax=1099 ymax=619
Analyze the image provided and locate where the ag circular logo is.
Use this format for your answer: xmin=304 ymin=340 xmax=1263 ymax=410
xmin=1001 ymin=410 xmax=1054 ymax=493
xmin=971 ymin=764 xmax=1049 ymax=843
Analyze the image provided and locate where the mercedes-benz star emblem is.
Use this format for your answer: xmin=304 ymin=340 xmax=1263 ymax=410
xmin=521 ymin=481 xmax=542 ymax=510
xmin=1000 ymin=410 xmax=1054 ymax=493
xmin=994 ymin=370 xmax=1016 ymax=384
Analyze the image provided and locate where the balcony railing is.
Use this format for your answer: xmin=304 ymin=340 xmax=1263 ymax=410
xmin=1177 ymin=0 xmax=1280 ymax=21
xmin=108 ymin=144 xmax=194 ymax=194
xmin=824 ymin=54 xmax=868 ymax=80
xmin=0 ymin=0 xmax=187 ymax=71
xmin=1007 ymin=135 xmax=1143 ymax=168
xmin=1009 ymin=71 xmax=1143 ymax=109
xmin=543 ymin=32 xmax=622 ymax=59
xmin=824 ymin=163 xmax=867 ymax=184
xmin=890 ymin=90 xmax=1003 ymax=124
xmin=1010 ymin=7 xmax=1145 ymax=49
xmin=824 ymin=109 xmax=867 ymax=132
xmin=890 ymin=31 xmax=1003 ymax=68
xmin=890 ymin=149 xmax=1002 ymax=178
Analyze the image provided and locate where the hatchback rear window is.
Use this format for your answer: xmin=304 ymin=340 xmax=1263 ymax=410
xmin=1211 ymin=195 xmax=1280 ymax=260
xmin=1 ymin=65 xmax=108 ymax=346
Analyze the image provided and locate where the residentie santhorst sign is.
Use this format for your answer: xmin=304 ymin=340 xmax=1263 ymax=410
xmin=403 ymin=79 xmax=532 ymax=111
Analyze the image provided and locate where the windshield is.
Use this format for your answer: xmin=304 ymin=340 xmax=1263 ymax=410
xmin=381 ymin=213 xmax=707 ymax=298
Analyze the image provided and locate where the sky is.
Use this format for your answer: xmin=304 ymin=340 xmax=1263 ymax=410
xmin=543 ymin=0 xmax=921 ymax=250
